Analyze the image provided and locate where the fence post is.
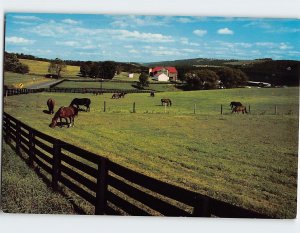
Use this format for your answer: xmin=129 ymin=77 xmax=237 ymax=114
xmin=28 ymin=129 xmax=35 ymax=167
xmin=192 ymin=196 xmax=211 ymax=217
xmin=15 ymin=121 xmax=21 ymax=155
xmin=95 ymin=157 xmax=108 ymax=215
xmin=248 ymin=105 xmax=251 ymax=114
xmin=194 ymin=104 xmax=196 ymax=114
xmin=103 ymin=101 xmax=106 ymax=112
xmin=220 ymin=104 xmax=223 ymax=115
xmin=133 ymin=102 xmax=136 ymax=113
xmin=275 ymin=105 xmax=277 ymax=115
xmin=4 ymin=115 xmax=10 ymax=143
xmin=52 ymin=139 xmax=61 ymax=191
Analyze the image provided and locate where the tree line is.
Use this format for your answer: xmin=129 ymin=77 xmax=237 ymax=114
xmin=176 ymin=66 xmax=248 ymax=90
xmin=4 ymin=52 xmax=29 ymax=74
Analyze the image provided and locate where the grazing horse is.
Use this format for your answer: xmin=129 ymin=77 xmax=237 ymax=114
xmin=161 ymin=98 xmax=172 ymax=106
xmin=111 ymin=93 xmax=121 ymax=99
xmin=232 ymin=105 xmax=248 ymax=114
xmin=49 ymin=106 xmax=78 ymax=128
xmin=230 ymin=101 xmax=242 ymax=110
xmin=119 ymin=92 xmax=127 ymax=98
xmin=47 ymin=98 xmax=55 ymax=114
xmin=70 ymin=98 xmax=91 ymax=112
xmin=150 ymin=91 xmax=155 ymax=97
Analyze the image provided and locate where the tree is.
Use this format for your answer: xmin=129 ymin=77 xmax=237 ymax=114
xmin=80 ymin=61 xmax=92 ymax=77
xmin=48 ymin=58 xmax=66 ymax=78
xmin=184 ymin=69 xmax=219 ymax=90
xmin=4 ymin=52 xmax=29 ymax=74
xmin=217 ymin=67 xmax=248 ymax=88
xmin=138 ymin=72 xmax=149 ymax=88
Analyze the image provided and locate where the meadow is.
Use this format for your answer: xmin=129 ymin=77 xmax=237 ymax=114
xmin=19 ymin=59 xmax=80 ymax=77
xmin=4 ymin=72 xmax=53 ymax=88
xmin=3 ymin=87 xmax=299 ymax=218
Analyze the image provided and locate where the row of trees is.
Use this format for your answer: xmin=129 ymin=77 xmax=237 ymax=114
xmin=79 ymin=61 xmax=148 ymax=79
xmin=177 ymin=66 xmax=248 ymax=90
xmin=4 ymin=52 xmax=29 ymax=74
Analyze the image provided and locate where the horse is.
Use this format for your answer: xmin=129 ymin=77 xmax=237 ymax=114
xmin=47 ymin=98 xmax=55 ymax=114
xmin=70 ymin=98 xmax=91 ymax=112
xmin=232 ymin=105 xmax=248 ymax=114
xmin=230 ymin=101 xmax=242 ymax=110
xmin=161 ymin=98 xmax=172 ymax=106
xmin=119 ymin=92 xmax=127 ymax=98
xmin=111 ymin=93 xmax=121 ymax=99
xmin=49 ymin=106 xmax=78 ymax=128
xmin=150 ymin=91 xmax=155 ymax=97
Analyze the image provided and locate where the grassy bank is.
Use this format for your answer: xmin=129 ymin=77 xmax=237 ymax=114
xmin=1 ymin=142 xmax=76 ymax=214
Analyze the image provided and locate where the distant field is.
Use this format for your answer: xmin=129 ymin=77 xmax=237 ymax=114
xmin=4 ymin=72 xmax=52 ymax=88
xmin=19 ymin=59 xmax=80 ymax=77
xmin=3 ymin=87 xmax=299 ymax=217
xmin=55 ymin=80 xmax=181 ymax=92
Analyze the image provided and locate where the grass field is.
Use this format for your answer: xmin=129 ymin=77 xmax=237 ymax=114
xmin=4 ymin=72 xmax=53 ymax=88
xmin=3 ymin=87 xmax=299 ymax=218
xmin=19 ymin=59 xmax=80 ymax=77
xmin=54 ymin=80 xmax=180 ymax=92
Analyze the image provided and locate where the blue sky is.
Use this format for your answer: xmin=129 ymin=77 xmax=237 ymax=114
xmin=5 ymin=13 xmax=300 ymax=62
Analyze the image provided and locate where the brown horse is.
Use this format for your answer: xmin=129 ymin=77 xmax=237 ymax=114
xmin=49 ymin=106 xmax=78 ymax=128
xmin=232 ymin=105 xmax=248 ymax=114
xmin=161 ymin=98 xmax=172 ymax=106
xmin=47 ymin=98 xmax=55 ymax=114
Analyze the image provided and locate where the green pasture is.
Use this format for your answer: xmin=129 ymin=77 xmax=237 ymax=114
xmin=4 ymin=72 xmax=53 ymax=88
xmin=55 ymin=80 xmax=180 ymax=92
xmin=113 ymin=72 xmax=140 ymax=81
xmin=19 ymin=59 xmax=80 ymax=77
xmin=3 ymin=87 xmax=299 ymax=218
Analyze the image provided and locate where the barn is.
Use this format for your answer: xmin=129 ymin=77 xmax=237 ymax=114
xmin=149 ymin=66 xmax=178 ymax=81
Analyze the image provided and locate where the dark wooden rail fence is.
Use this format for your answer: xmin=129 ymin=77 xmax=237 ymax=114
xmin=2 ymin=112 xmax=270 ymax=218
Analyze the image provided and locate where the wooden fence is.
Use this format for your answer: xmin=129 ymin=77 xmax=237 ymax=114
xmin=2 ymin=112 xmax=270 ymax=218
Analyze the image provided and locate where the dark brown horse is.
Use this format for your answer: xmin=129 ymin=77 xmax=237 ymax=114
xmin=47 ymin=98 xmax=55 ymax=114
xmin=70 ymin=98 xmax=91 ymax=112
xmin=232 ymin=105 xmax=248 ymax=114
xmin=49 ymin=106 xmax=78 ymax=128
xmin=161 ymin=98 xmax=172 ymax=106
xmin=230 ymin=101 xmax=242 ymax=110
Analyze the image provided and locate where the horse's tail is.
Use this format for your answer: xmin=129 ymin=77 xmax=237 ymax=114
xmin=244 ymin=106 xmax=248 ymax=114
xmin=169 ymin=100 xmax=172 ymax=106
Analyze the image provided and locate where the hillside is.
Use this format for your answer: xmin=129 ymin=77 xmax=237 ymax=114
xmin=19 ymin=59 xmax=80 ymax=77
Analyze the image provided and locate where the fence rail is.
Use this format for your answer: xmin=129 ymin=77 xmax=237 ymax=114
xmin=2 ymin=112 xmax=270 ymax=218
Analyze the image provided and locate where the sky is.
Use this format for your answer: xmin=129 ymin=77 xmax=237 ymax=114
xmin=4 ymin=13 xmax=300 ymax=63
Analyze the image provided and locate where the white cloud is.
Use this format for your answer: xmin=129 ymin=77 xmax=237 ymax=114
xmin=110 ymin=15 xmax=170 ymax=28
xmin=6 ymin=36 xmax=35 ymax=45
xmin=62 ymin=19 xmax=81 ymax=25
xmin=56 ymin=41 xmax=80 ymax=47
xmin=193 ymin=29 xmax=207 ymax=37
xmin=255 ymin=42 xmax=275 ymax=48
xmin=279 ymin=42 xmax=292 ymax=50
xmin=13 ymin=15 xmax=41 ymax=21
xmin=177 ymin=17 xmax=193 ymax=23
xmin=217 ymin=28 xmax=234 ymax=35
xmin=129 ymin=49 xmax=139 ymax=54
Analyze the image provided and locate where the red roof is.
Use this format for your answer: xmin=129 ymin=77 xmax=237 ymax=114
xmin=152 ymin=66 xmax=177 ymax=73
